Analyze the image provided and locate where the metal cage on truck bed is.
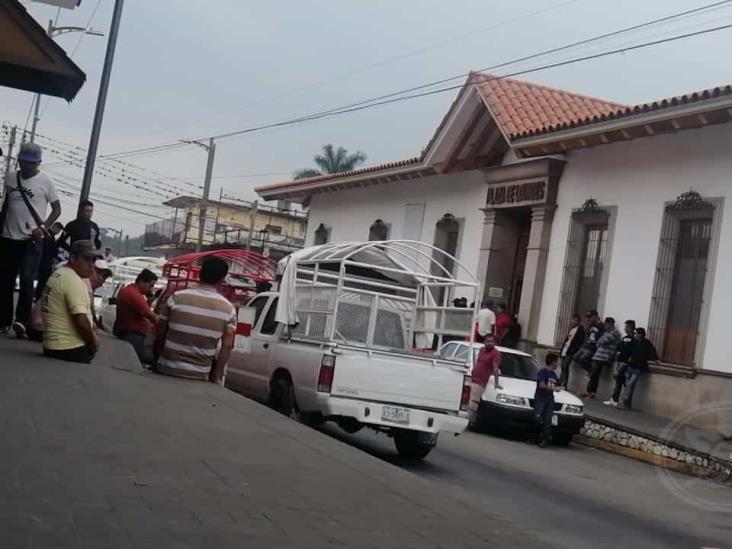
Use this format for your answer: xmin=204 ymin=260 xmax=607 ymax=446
xmin=276 ymin=240 xmax=480 ymax=358
xmin=164 ymin=249 xmax=276 ymax=306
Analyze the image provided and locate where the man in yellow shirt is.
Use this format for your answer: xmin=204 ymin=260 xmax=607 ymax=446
xmin=42 ymin=240 xmax=100 ymax=363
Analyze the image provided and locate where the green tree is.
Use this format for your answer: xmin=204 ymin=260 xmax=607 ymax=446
xmin=294 ymin=144 xmax=367 ymax=180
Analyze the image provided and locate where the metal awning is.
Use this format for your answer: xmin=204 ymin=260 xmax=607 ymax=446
xmin=0 ymin=0 xmax=86 ymax=101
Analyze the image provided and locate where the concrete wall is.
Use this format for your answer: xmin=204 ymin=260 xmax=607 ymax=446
xmin=305 ymin=170 xmax=487 ymax=301
xmin=537 ymin=124 xmax=732 ymax=373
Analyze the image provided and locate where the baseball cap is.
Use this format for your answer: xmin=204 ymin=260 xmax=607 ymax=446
xmin=71 ymin=240 xmax=102 ymax=260
xmin=94 ymin=258 xmax=112 ymax=274
xmin=17 ymin=143 xmax=42 ymax=163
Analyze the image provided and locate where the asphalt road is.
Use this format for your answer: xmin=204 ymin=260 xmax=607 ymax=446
xmin=319 ymin=424 xmax=732 ymax=549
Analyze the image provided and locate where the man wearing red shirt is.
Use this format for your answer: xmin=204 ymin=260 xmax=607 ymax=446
xmin=114 ymin=268 xmax=159 ymax=361
xmin=494 ymin=303 xmax=512 ymax=344
xmin=469 ymin=334 xmax=502 ymax=427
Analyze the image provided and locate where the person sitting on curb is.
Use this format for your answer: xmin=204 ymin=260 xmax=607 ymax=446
xmin=114 ymin=268 xmax=159 ymax=361
xmin=41 ymin=240 xmax=100 ymax=364
xmin=620 ymin=327 xmax=658 ymax=410
xmin=29 ymin=257 xmax=110 ymax=342
xmin=154 ymin=257 xmax=236 ymax=383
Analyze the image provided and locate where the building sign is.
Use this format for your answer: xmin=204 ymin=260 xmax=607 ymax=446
xmin=488 ymin=287 xmax=504 ymax=298
xmin=486 ymin=180 xmax=546 ymax=207
xmin=34 ymin=0 xmax=82 ymax=8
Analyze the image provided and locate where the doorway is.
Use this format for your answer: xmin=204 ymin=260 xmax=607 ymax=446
xmin=507 ymin=210 xmax=531 ymax=315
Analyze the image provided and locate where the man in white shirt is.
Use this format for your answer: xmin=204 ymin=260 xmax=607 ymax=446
xmin=0 ymin=143 xmax=61 ymax=336
xmin=476 ymin=300 xmax=496 ymax=343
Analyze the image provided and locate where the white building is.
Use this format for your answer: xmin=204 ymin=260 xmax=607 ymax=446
xmin=257 ymin=73 xmax=732 ymax=424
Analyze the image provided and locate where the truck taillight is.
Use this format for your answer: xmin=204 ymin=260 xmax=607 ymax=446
xmin=318 ymin=354 xmax=336 ymax=393
xmin=460 ymin=375 xmax=471 ymax=411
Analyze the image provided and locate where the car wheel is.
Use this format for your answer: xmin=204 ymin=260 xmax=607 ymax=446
xmin=553 ymin=432 xmax=573 ymax=446
xmin=393 ymin=429 xmax=434 ymax=460
xmin=268 ymin=376 xmax=320 ymax=426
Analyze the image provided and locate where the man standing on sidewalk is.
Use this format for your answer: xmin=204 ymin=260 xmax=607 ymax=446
xmin=475 ymin=300 xmax=495 ymax=343
xmin=115 ymin=268 xmax=159 ymax=361
xmin=58 ymin=199 xmax=102 ymax=251
xmin=42 ymin=241 xmax=99 ymax=364
xmin=155 ymin=257 xmax=236 ymax=383
xmin=0 ymin=143 xmax=61 ymax=337
xmin=585 ymin=317 xmax=621 ymax=399
xmin=604 ymin=320 xmax=636 ymax=407
xmin=559 ymin=313 xmax=584 ymax=388
xmin=621 ymin=327 xmax=658 ymax=410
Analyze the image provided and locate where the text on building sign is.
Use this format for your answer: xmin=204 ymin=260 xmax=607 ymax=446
xmin=486 ymin=181 xmax=546 ymax=206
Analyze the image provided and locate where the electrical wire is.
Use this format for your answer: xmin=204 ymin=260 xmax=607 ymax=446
xmin=98 ymin=0 xmax=732 ymax=159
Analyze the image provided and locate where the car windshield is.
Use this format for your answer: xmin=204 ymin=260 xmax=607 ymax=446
xmin=473 ymin=349 xmax=541 ymax=381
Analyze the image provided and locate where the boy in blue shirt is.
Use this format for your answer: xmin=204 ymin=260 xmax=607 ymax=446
xmin=534 ymin=353 xmax=563 ymax=447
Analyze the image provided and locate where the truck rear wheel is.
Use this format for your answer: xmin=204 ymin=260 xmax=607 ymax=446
xmin=393 ymin=430 xmax=435 ymax=460
xmin=269 ymin=377 xmax=320 ymax=427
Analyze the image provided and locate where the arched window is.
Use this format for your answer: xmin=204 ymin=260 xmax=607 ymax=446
xmin=368 ymin=219 xmax=389 ymax=241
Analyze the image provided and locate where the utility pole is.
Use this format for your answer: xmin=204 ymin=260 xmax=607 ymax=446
xmin=4 ymin=125 xmax=17 ymax=178
xmin=117 ymin=229 xmax=124 ymax=257
xmin=30 ymin=20 xmax=104 ymax=143
xmin=124 ymin=234 xmax=129 ymax=256
xmin=246 ymin=200 xmax=258 ymax=251
xmin=80 ymin=0 xmax=125 ymax=204
xmin=185 ymin=138 xmax=216 ymax=252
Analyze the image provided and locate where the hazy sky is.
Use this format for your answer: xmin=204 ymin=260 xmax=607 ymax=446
xmin=3 ymin=0 xmax=732 ymax=235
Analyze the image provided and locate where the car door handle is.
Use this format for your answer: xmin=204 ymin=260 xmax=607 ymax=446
xmin=263 ymin=343 xmax=269 ymax=349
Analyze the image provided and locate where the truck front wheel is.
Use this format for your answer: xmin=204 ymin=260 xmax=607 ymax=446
xmin=393 ymin=429 xmax=436 ymax=460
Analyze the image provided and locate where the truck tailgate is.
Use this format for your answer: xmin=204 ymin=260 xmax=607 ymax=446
xmin=330 ymin=350 xmax=465 ymax=412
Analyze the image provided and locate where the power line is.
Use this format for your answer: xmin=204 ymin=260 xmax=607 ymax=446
xmin=97 ymin=0 xmax=732 ymax=158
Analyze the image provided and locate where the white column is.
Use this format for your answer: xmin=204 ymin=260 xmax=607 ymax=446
xmin=518 ymin=205 xmax=555 ymax=342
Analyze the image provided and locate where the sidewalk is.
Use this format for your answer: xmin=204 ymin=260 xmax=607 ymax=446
xmin=0 ymin=335 xmax=546 ymax=549
xmin=581 ymin=399 xmax=732 ymax=477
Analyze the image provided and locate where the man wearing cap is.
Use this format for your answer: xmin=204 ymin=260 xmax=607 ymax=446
xmin=0 ymin=142 xmax=61 ymax=337
xmin=29 ymin=253 xmax=111 ymax=342
xmin=41 ymin=240 xmax=100 ymax=364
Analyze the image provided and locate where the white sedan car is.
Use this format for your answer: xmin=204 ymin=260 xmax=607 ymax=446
xmin=438 ymin=341 xmax=585 ymax=445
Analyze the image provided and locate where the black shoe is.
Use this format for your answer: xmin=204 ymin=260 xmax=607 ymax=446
xmin=12 ymin=322 xmax=26 ymax=339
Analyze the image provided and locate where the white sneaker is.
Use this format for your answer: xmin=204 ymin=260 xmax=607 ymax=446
xmin=603 ymin=399 xmax=618 ymax=407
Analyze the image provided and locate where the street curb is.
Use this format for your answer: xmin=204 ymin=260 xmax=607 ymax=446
xmin=574 ymin=435 xmax=713 ymax=477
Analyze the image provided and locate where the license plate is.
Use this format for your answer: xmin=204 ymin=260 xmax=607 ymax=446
xmin=382 ymin=405 xmax=410 ymax=424
xmin=551 ymin=414 xmax=559 ymax=426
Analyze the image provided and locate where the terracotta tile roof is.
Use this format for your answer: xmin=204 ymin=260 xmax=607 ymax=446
xmin=513 ymin=83 xmax=732 ymax=139
xmin=256 ymin=157 xmax=422 ymax=193
xmin=471 ymin=72 xmax=626 ymax=140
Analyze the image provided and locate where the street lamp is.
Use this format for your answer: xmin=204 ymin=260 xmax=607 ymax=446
xmin=29 ymin=20 xmax=105 ymax=143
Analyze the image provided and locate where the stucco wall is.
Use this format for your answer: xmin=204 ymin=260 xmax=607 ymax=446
xmin=537 ymin=124 xmax=732 ymax=373
xmin=305 ymin=170 xmax=487 ymax=301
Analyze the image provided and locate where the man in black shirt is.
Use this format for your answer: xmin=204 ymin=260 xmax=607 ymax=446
xmin=620 ymin=327 xmax=658 ymax=410
xmin=34 ymin=221 xmax=64 ymax=301
xmin=59 ymin=199 xmax=101 ymax=251
xmin=604 ymin=320 xmax=636 ymax=407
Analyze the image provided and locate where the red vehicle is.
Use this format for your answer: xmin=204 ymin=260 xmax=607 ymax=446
xmin=160 ymin=249 xmax=276 ymax=309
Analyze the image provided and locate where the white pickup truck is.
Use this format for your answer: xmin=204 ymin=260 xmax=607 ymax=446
xmin=224 ymin=241 xmax=479 ymax=459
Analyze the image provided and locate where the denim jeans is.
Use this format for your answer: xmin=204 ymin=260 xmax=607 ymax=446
xmin=621 ymin=367 xmax=644 ymax=409
xmin=0 ymin=237 xmax=41 ymax=327
xmin=118 ymin=331 xmax=147 ymax=362
xmin=533 ymin=396 xmax=554 ymax=443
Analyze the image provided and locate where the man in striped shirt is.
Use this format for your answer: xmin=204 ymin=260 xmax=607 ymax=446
xmin=155 ymin=257 xmax=236 ymax=383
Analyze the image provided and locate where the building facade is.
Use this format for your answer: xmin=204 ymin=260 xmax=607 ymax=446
xmin=256 ymin=73 xmax=732 ymax=424
xmin=144 ymin=195 xmax=307 ymax=259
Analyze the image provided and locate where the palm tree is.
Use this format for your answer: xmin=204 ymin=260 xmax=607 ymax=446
xmin=293 ymin=144 xmax=367 ymax=179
